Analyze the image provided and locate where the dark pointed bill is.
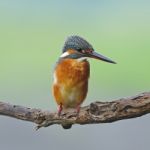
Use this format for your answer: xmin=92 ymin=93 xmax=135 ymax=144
xmin=89 ymin=51 xmax=116 ymax=64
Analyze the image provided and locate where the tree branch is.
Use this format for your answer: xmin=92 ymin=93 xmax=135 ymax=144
xmin=0 ymin=92 xmax=150 ymax=129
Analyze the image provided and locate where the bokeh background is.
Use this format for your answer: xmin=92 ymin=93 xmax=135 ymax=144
xmin=0 ymin=0 xmax=150 ymax=150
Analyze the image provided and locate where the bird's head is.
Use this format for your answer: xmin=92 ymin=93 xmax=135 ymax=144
xmin=60 ymin=35 xmax=116 ymax=64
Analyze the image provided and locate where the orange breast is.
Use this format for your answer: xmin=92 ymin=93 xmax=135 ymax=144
xmin=52 ymin=58 xmax=90 ymax=108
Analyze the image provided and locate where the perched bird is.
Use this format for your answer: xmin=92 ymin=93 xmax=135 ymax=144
xmin=52 ymin=35 xmax=116 ymax=116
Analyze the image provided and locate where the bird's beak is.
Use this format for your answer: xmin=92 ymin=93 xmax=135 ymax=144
xmin=88 ymin=51 xmax=116 ymax=64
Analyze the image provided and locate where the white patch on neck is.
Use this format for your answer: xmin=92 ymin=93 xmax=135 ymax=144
xmin=53 ymin=72 xmax=57 ymax=84
xmin=77 ymin=57 xmax=88 ymax=62
xmin=60 ymin=52 xmax=69 ymax=58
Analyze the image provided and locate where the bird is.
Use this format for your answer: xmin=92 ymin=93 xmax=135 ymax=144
xmin=52 ymin=35 xmax=116 ymax=117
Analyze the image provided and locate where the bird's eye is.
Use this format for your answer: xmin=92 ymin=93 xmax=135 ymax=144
xmin=76 ymin=48 xmax=92 ymax=54
xmin=76 ymin=48 xmax=82 ymax=51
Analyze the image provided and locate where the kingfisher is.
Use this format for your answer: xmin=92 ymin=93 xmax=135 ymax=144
xmin=52 ymin=35 xmax=116 ymax=116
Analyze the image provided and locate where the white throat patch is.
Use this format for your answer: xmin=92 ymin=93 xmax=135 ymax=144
xmin=77 ymin=57 xmax=88 ymax=62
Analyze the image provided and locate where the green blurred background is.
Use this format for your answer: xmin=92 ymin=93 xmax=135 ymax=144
xmin=0 ymin=0 xmax=150 ymax=150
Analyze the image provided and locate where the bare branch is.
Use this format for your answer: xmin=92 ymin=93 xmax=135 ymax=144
xmin=0 ymin=92 xmax=150 ymax=129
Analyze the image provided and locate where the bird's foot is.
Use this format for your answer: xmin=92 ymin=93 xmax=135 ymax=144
xmin=76 ymin=105 xmax=80 ymax=115
xmin=57 ymin=103 xmax=63 ymax=116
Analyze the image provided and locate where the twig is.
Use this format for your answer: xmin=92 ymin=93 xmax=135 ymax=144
xmin=0 ymin=92 xmax=150 ymax=129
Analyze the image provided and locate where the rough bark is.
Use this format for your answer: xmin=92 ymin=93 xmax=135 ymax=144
xmin=0 ymin=92 xmax=150 ymax=129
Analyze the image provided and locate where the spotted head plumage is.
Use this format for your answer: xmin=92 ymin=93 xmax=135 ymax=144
xmin=62 ymin=35 xmax=94 ymax=53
